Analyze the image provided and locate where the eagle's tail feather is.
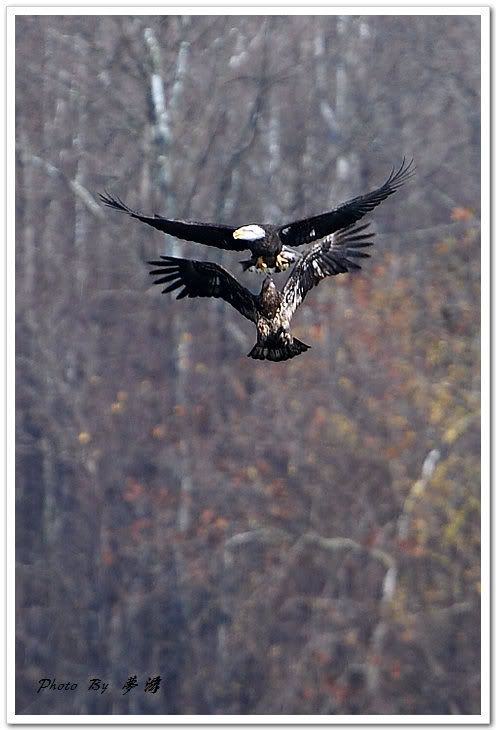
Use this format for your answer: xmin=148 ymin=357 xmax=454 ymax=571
xmin=248 ymin=337 xmax=310 ymax=362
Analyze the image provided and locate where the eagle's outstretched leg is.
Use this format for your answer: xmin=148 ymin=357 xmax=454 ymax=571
xmin=275 ymin=253 xmax=290 ymax=271
xmin=255 ymin=256 xmax=268 ymax=271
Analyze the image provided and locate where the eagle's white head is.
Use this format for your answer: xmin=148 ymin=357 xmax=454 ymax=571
xmin=233 ymin=224 xmax=266 ymax=241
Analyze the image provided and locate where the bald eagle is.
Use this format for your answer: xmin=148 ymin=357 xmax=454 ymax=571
xmin=148 ymin=222 xmax=374 ymax=361
xmin=100 ymin=158 xmax=413 ymax=273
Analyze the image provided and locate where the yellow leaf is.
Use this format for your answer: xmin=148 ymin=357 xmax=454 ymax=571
xmin=151 ymin=424 xmax=165 ymax=439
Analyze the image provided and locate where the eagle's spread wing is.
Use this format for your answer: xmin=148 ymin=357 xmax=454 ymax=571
xmin=279 ymin=158 xmax=414 ymax=247
xmin=100 ymin=193 xmax=246 ymax=252
xmin=281 ymin=223 xmax=375 ymax=320
xmin=148 ymin=256 xmax=258 ymax=323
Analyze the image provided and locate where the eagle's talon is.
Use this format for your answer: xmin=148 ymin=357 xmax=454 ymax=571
xmin=275 ymin=253 xmax=290 ymax=271
xmin=256 ymin=256 xmax=268 ymax=271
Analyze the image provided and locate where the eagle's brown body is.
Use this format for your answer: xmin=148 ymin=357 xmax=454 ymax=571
xmin=249 ymin=278 xmax=308 ymax=361
xmin=147 ymin=222 xmax=378 ymax=361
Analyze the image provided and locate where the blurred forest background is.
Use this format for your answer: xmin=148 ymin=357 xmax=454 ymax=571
xmin=15 ymin=14 xmax=481 ymax=715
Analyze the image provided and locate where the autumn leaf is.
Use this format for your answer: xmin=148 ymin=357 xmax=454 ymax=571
xmin=123 ymin=479 xmax=145 ymax=502
xmin=451 ymin=206 xmax=474 ymax=221
xmin=151 ymin=424 xmax=165 ymax=439
xmin=200 ymin=508 xmax=215 ymax=524
xmin=302 ymin=686 xmax=317 ymax=700
xmin=324 ymin=678 xmax=348 ymax=705
xmin=78 ymin=431 xmax=91 ymax=445
xmin=101 ymin=547 xmax=114 ymax=566
xmin=214 ymin=516 xmax=228 ymax=530
xmin=389 ymin=660 xmax=402 ymax=680
xmin=129 ymin=518 xmax=151 ymax=542
xmin=311 ymin=406 xmax=327 ymax=426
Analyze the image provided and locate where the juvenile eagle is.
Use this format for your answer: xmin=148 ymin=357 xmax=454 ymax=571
xmin=148 ymin=222 xmax=374 ymax=361
xmin=100 ymin=158 xmax=413 ymax=273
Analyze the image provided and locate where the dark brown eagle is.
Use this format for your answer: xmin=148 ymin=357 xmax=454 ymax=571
xmin=148 ymin=222 xmax=374 ymax=361
xmin=100 ymin=158 xmax=413 ymax=273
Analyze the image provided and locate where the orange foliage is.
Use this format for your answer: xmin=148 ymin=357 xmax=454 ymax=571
xmin=389 ymin=660 xmax=402 ymax=680
xmin=200 ymin=508 xmax=215 ymax=524
xmin=451 ymin=206 xmax=474 ymax=221
xmin=311 ymin=406 xmax=327 ymax=426
xmin=214 ymin=516 xmax=228 ymax=530
xmin=129 ymin=518 xmax=152 ymax=542
xmin=151 ymin=424 xmax=165 ymax=439
xmin=123 ymin=479 xmax=145 ymax=502
xmin=100 ymin=547 xmax=114 ymax=566
xmin=324 ymin=678 xmax=349 ymax=705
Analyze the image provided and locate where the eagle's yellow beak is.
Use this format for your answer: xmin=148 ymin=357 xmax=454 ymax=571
xmin=233 ymin=228 xmax=243 ymax=240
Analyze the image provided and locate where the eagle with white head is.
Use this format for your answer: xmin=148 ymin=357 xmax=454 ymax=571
xmin=100 ymin=159 xmax=414 ymax=273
